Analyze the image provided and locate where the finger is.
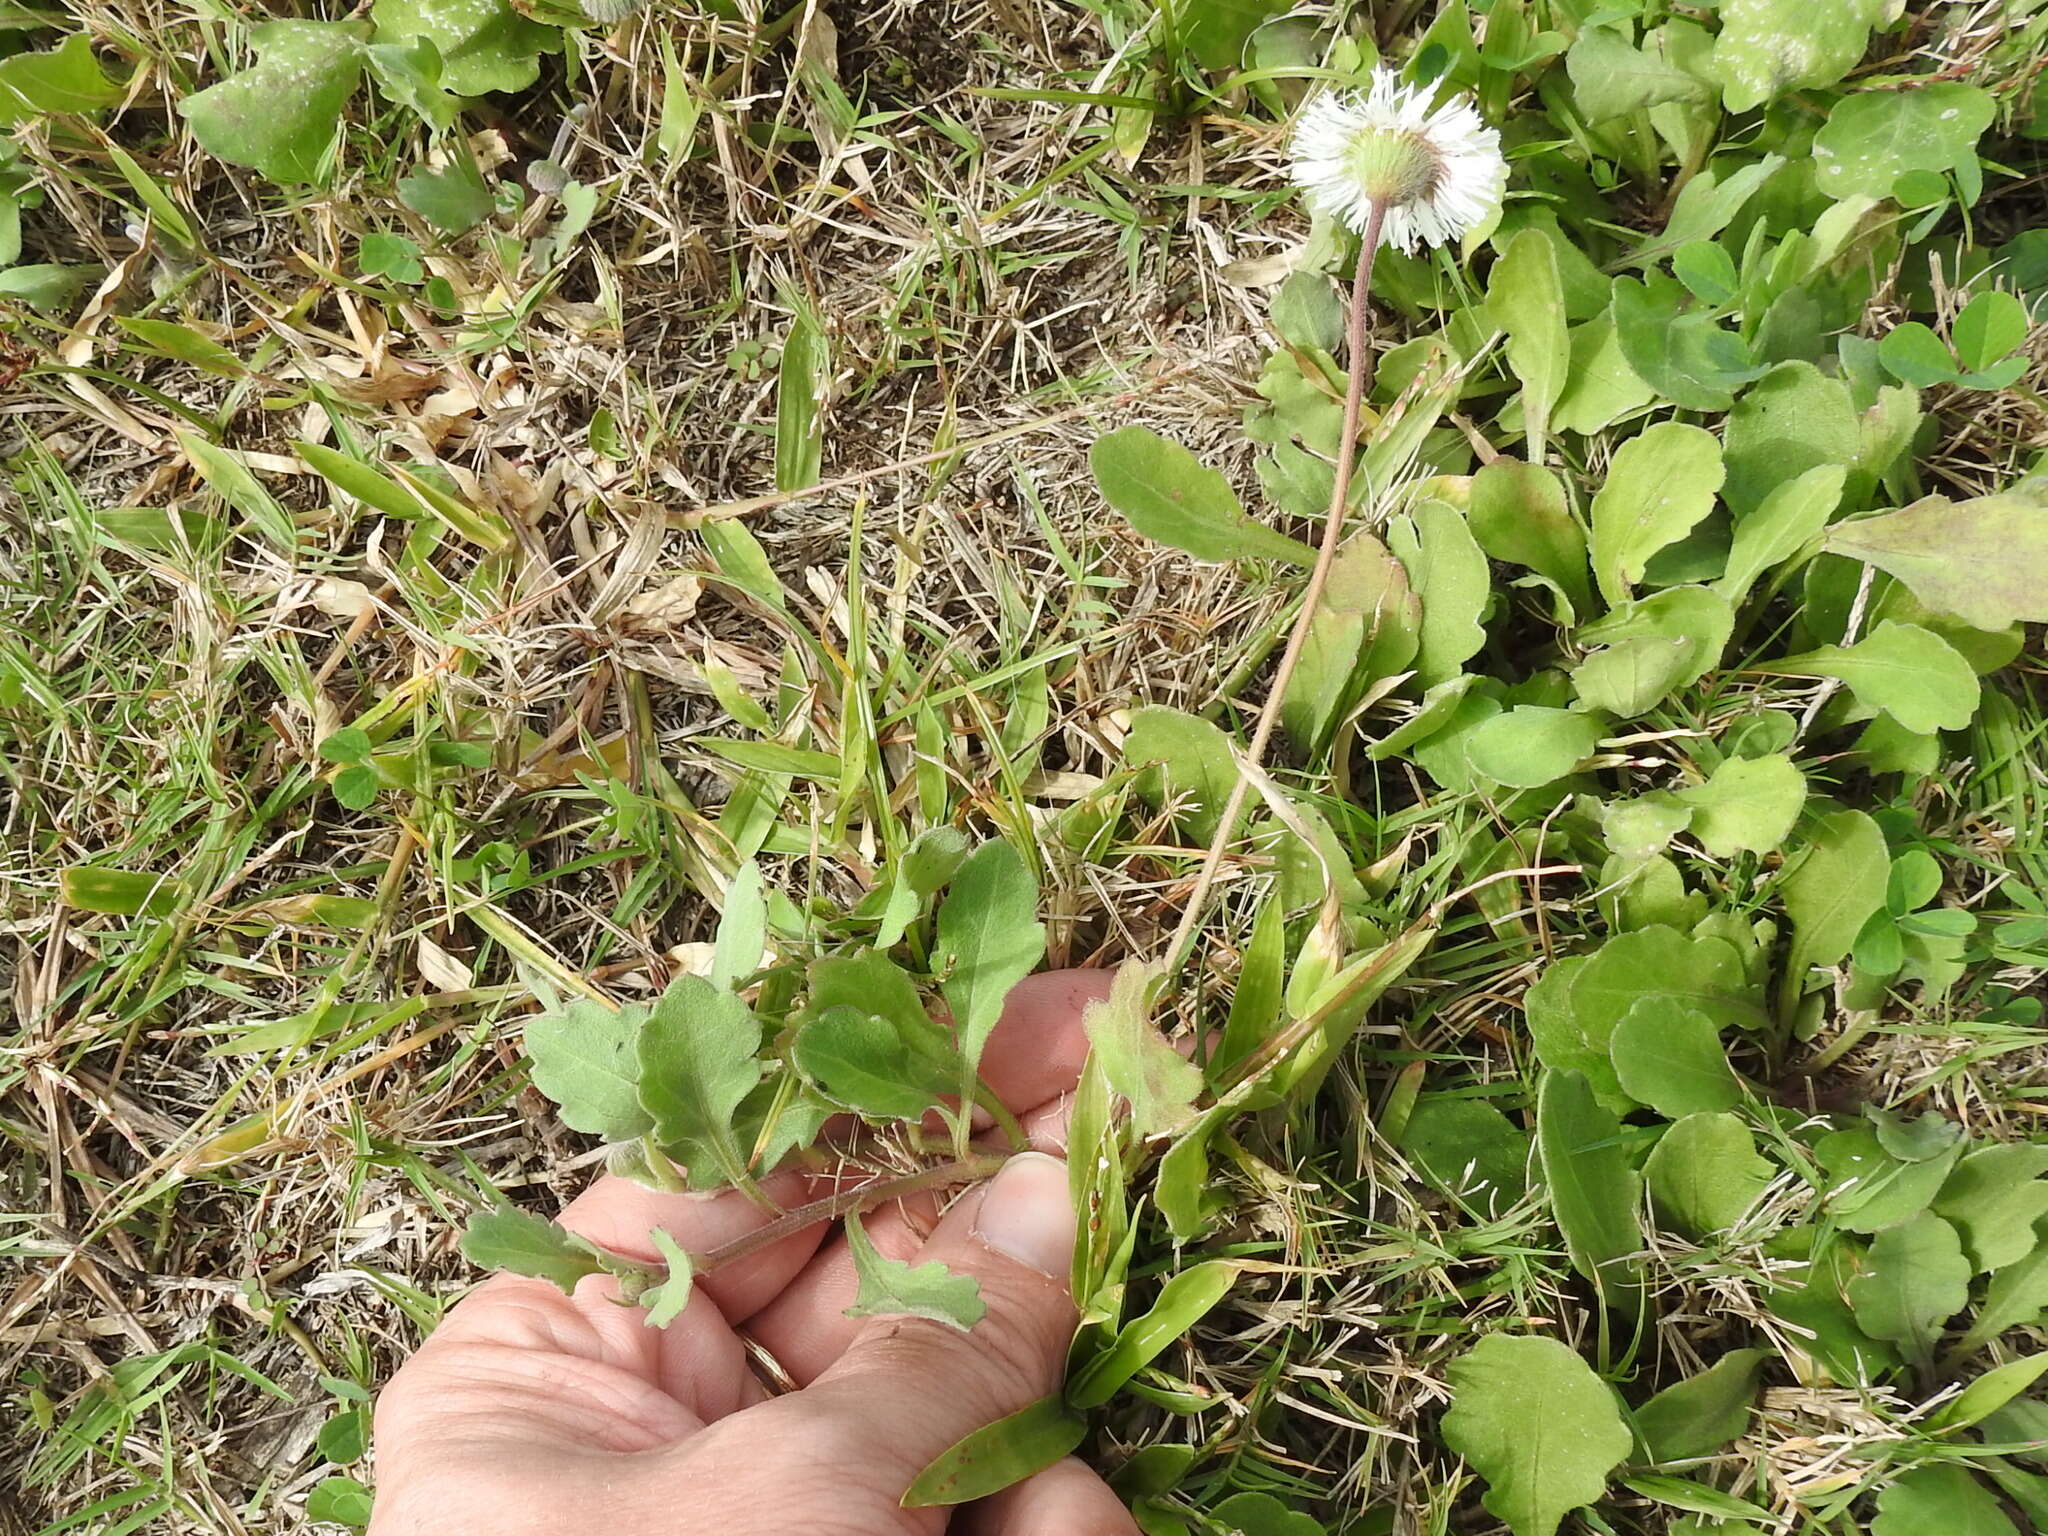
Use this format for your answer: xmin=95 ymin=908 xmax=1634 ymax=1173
xmin=785 ymin=1151 xmax=1080 ymax=1499
xmin=961 ymin=1457 xmax=1141 ymax=1536
xmin=735 ymin=1189 xmax=941 ymax=1378
xmin=554 ymin=1166 xmax=836 ymax=1321
xmin=971 ymin=969 xmax=1110 ymax=1113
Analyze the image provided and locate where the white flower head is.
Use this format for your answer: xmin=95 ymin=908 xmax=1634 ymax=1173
xmin=1290 ymin=69 xmax=1507 ymax=254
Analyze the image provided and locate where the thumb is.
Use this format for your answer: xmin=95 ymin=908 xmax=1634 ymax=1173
xmin=795 ymin=1151 xmax=1079 ymax=1497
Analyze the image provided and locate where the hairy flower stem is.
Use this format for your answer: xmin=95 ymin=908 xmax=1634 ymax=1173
xmin=687 ymin=1152 xmax=1009 ymax=1277
xmin=1165 ymin=202 xmax=1388 ymax=978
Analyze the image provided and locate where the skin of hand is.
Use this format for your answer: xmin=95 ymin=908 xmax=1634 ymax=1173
xmin=367 ymin=970 xmax=1141 ymax=1536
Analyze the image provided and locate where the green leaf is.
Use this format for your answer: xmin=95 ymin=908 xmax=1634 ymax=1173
xmin=1931 ymin=1352 xmax=2048 ymax=1431
xmin=1878 ymin=322 xmax=1959 ymax=388
xmin=1768 ymin=621 xmax=1980 ymax=734
xmin=1867 ymin=1105 xmax=1963 ymax=1162
xmin=180 ymin=433 xmax=296 ymax=549
xmin=1282 ymin=531 xmax=1420 ymax=752
xmin=1818 ymin=1126 xmax=1962 ymax=1233
xmin=460 ymin=1206 xmax=602 ymax=1293
xmin=1202 ymin=1493 xmax=1324 ymax=1536
xmin=1469 ymin=460 xmax=1593 ymax=621
xmin=1935 ymin=1145 xmax=2048 ymax=1272
xmin=934 ymin=841 xmax=1045 ymax=1077
xmin=1610 ymin=275 xmax=1762 ymax=412
xmin=1602 ymin=794 xmax=1692 ymax=861
xmin=1463 ymin=706 xmax=1606 ymax=790
xmin=1568 ymin=24 xmax=1708 ymax=122
xmin=60 ymin=867 xmax=185 ymax=918
xmin=365 ymin=37 xmax=463 ymax=132
xmin=1715 ymin=465 xmax=1845 ymax=604
xmin=1958 ymin=1222 xmax=2048 ymax=1355
xmin=1090 ymin=427 xmax=1314 ymax=567
xmin=1711 ymin=0 xmax=1883 ymax=111
xmin=1572 ymin=586 xmax=1733 ymax=717
xmin=1872 ymin=1465 xmax=2019 ymax=1536
xmin=808 ymin=950 xmax=937 ymax=1043
xmin=397 ymin=154 xmax=494 ymax=235
xmin=1721 ymin=362 xmax=1861 ymax=520
xmin=1633 ymin=1348 xmax=1767 ymax=1465
xmin=1067 ymin=1260 xmax=1242 ymax=1408
xmin=636 ymin=976 xmax=764 ymax=1190
xmin=1645 ymin=1112 xmax=1773 ymax=1240
xmin=1126 ymin=705 xmax=1238 ymax=841
xmin=178 ymin=21 xmax=367 ymax=185
xmin=1954 ymin=291 xmax=2028 ymax=373
xmin=1780 ymin=807 xmax=1890 ymax=999
xmin=0 ymin=34 xmax=125 ymax=121
xmin=843 ymin=1210 xmax=985 ymax=1331
xmin=640 ymin=1226 xmax=696 ymax=1328
xmin=1489 ymin=228 xmax=1568 ymax=455
xmin=1554 ymin=310 xmax=1659 ymax=436
xmin=711 ymin=861 xmax=766 ymax=990
xmin=794 ymin=1004 xmax=955 ymax=1119
xmin=316 ymin=1407 xmax=370 ymax=1465
xmin=1610 ymin=999 xmax=1741 ymax=1118
xmin=1846 ymin=1212 xmax=1970 ymax=1360
xmin=1812 ymin=82 xmax=1997 ymax=202
xmin=1081 ymin=959 xmax=1201 ymax=1136
xmin=774 ymin=309 xmax=825 ymax=492
xmin=371 ymin=0 xmax=556 ymax=95
xmin=525 ymin=999 xmax=653 ymax=1142
xmin=1537 ymin=1071 xmax=1643 ymax=1310
xmin=1396 ymin=1096 xmax=1530 ymax=1215
xmin=115 ymin=318 xmax=245 ymax=378
xmin=901 ymin=1396 xmax=1085 ymax=1508
xmin=1673 ymin=752 xmax=1806 ymax=858
xmin=306 ymin=1475 xmax=374 ymax=1528
xmin=1388 ymin=499 xmax=1490 ymax=688
xmin=1442 ymin=1334 xmax=1633 ymax=1536
xmin=1822 ymin=493 xmax=2048 ymax=631
xmin=1590 ymin=422 xmax=1725 ymax=606
xmin=1671 ymin=242 xmax=1737 ymax=308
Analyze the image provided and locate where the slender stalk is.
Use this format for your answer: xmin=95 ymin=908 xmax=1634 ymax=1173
xmin=1164 ymin=201 xmax=1388 ymax=977
xmin=690 ymin=1153 xmax=1007 ymax=1275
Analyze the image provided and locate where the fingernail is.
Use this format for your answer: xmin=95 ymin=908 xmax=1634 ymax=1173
xmin=972 ymin=1151 xmax=1074 ymax=1279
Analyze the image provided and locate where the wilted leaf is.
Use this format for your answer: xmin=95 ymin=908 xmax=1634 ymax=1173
xmin=1442 ymin=1334 xmax=1633 ymax=1536
xmin=1823 ymin=494 xmax=2048 ymax=631
xmin=1081 ymin=960 xmax=1201 ymax=1136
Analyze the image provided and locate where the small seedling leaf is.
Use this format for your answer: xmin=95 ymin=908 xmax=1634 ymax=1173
xmin=843 ymin=1210 xmax=985 ymax=1331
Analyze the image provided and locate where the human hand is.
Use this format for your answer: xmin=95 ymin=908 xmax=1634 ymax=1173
xmin=368 ymin=969 xmax=1139 ymax=1536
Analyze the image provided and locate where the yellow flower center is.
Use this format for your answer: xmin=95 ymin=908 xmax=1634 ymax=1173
xmin=1345 ymin=127 xmax=1440 ymax=206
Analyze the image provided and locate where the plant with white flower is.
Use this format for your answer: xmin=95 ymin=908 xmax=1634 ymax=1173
xmin=1289 ymin=69 xmax=1507 ymax=256
xmin=1165 ymin=70 xmax=1508 ymax=970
